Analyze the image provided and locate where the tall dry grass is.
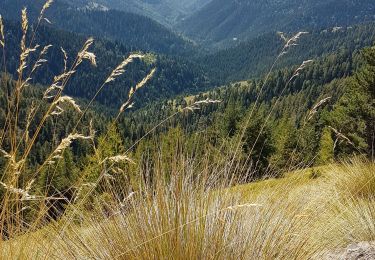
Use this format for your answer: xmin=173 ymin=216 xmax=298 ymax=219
xmin=314 ymin=161 xmax=375 ymax=251
xmin=2 ymin=157 xmax=374 ymax=259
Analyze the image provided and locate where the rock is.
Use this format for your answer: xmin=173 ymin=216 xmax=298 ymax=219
xmin=323 ymin=242 xmax=375 ymax=260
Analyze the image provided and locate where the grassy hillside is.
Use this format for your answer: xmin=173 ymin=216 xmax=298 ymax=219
xmin=2 ymin=160 xmax=374 ymax=259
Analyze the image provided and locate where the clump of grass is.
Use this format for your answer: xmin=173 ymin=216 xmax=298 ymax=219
xmin=331 ymin=197 xmax=375 ymax=243
xmin=1 ymin=153 xmax=374 ymax=259
xmin=309 ymin=169 xmax=322 ymax=180
xmin=1 ymin=153 xmax=324 ymax=259
xmin=311 ymin=160 xmax=375 ymax=253
xmin=333 ymin=161 xmax=375 ymax=240
xmin=332 ymin=159 xmax=375 ymax=199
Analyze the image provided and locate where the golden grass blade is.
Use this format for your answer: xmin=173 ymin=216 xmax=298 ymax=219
xmin=77 ymin=37 xmax=95 ymax=66
xmin=119 ymin=67 xmax=156 ymax=113
xmin=105 ymin=53 xmax=145 ymax=84
xmin=21 ymin=8 xmax=28 ymax=52
xmin=0 ymin=15 xmax=4 ymax=48
xmin=135 ymin=67 xmax=156 ymax=90
xmin=47 ymin=133 xmax=92 ymax=165
xmin=39 ymin=0 xmax=54 ymax=21
xmin=52 ymin=96 xmax=82 ymax=114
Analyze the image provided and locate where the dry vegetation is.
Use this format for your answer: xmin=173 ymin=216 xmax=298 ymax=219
xmin=0 ymin=2 xmax=374 ymax=259
xmin=1 ymin=159 xmax=374 ymax=259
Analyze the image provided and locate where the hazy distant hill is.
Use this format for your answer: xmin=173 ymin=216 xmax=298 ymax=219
xmin=179 ymin=0 xmax=375 ymax=47
xmin=69 ymin=0 xmax=212 ymax=26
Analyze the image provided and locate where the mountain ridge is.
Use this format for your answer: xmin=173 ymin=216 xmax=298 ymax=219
xmin=0 ymin=0 xmax=196 ymax=56
xmin=64 ymin=0 xmax=212 ymax=26
xmin=179 ymin=0 xmax=375 ymax=47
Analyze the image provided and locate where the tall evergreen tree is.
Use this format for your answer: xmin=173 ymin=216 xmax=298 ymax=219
xmin=329 ymin=45 xmax=375 ymax=158
xmin=317 ymin=127 xmax=335 ymax=165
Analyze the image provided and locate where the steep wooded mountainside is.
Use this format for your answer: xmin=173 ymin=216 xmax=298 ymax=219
xmin=198 ymin=23 xmax=375 ymax=83
xmin=179 ymin=0 xmax=375 ymax=47
xmin=0 ymin=0 xmax=195 ymax=56
xmin=119 ymin=41 xmax=375 ymax=171
xmin=0 ymin=21 xmax=211 ymax=109
xmin=87 ymin=0 xmax=210 ymax=26
xmin=64 ymin=0 xmax=211 ymax=26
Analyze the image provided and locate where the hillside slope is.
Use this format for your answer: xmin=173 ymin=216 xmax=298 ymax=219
xmin=0 ymin=20 xmax=211 ymax=109
xmin=89 ymin=0 xmax=212 ymax=25
xmin=198 ymin=23 xmax=375 ymax=83
xmin=179 ymin=0 xmax=375 ymax=46
xmin=0 ymin=0 xmax=195 ymax=56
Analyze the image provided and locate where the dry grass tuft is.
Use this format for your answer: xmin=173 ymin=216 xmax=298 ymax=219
xmin=4 ymin=159 xmax=374 ymax=259
xmin=332 ymin=160 xmax=375 ymax=200
xmin=1 ymin=153 xmax=374 ymax=259
xmin=105 ymin=53 xmax=145 ymax=84
xmin=0 ymin=15 xmax=4 ymax=48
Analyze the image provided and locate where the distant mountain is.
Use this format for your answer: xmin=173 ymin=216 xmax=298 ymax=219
xmin=65 ymin=0 xmax=212 ymax=26
xmin=179 ymin=0 xmax=375 ymax=47
xmin=0 ymin=0 xmax=196 ymax=56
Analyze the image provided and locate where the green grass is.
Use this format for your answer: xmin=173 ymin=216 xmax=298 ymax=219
xmin=232 ymin=166 xmax=329 ymax=199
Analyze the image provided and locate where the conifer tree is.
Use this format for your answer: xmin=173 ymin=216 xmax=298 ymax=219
xmin=317 ymin=127 xmax=335 ymax=165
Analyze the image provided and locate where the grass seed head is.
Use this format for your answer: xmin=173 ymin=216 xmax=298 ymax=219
xmin=0 ymin=15 xmax=4 ymax=48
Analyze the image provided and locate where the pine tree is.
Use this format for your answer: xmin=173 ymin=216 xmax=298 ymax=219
xmin=329 ymin=45 xmax=375 ymax=157
xmin=317 ymin=127 xmax=335 ymax=165
xmin=239 ymin=109 xmax=275 ymax=178
xmin=220 ymin=99 xmax=242 ymax=138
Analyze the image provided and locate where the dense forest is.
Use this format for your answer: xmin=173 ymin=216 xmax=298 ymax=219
xmin=0 ymin=20 xmax=210 ymax=109
xmin=0 ymin=0 xmax=196 ymax=55
xmin=118 ymin=42 xmax=374 ymax=176
xmin=200 ymin=23 xmax=375 ymax=83
xmin=179 ymin=0 xmax=375 ymax=47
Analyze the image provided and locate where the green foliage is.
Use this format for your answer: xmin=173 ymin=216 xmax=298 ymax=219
xmin=38 ymin=148 xmax=79 ymax=195
xmin=328 ymin=46 xmax=375 ymax=157
xmin=317 ymin=127 xmax=335 ymax=165
xmin=199 ymin=23 xmax=375 ymax=83
xmin=269 ymin=117 xmax=298 ymax=172
xmin=240 ymin=111 xmax=275 ymax=177
xmin=83 ymin=124 xmax=126 ymax=183
xmin=220 ymin=99 xmax=243 ymax=137
xmin=0 ymin=20 xmax=211 ymax=109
